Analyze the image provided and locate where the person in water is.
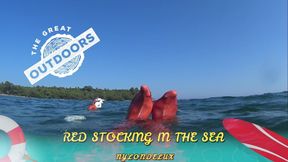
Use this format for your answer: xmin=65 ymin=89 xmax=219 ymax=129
xmin=127 ymin=85 xmax=178 ymax=121
xmin=113 ymin=85 xmax=178 ymax=133
xmin=88 ymin=97 xmax=104 ymax=111
xmin=127 ymin=85 xmax=153 ymax=120
xmin=152 ymin=90 xmax=178 ymax=121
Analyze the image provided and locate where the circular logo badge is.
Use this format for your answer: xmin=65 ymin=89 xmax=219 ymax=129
xmin=40 ymin=34 xmax=85 ymax=78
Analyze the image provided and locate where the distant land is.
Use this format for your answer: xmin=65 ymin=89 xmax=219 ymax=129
xmin=0 ymin=81 xmax=139 ymax=100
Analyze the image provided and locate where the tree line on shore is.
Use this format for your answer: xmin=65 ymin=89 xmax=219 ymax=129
xmin=0 ymin=81 xmax=139 ymax=100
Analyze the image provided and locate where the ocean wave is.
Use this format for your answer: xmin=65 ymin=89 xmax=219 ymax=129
xmin=0 ymin=91 xmax=286 ymax=134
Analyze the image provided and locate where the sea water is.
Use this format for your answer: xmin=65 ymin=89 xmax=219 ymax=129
xmin=0 ymin=92 xmax=287 ymax=162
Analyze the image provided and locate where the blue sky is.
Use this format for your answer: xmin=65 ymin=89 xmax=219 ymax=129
xmin=0 ymin=0 xmax=286 ymax=99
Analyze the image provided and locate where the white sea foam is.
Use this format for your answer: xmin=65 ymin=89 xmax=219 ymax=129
xmin=64 ymin=115 xmax=86 ymax=122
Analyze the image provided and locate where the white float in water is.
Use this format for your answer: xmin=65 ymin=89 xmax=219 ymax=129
xmin=64 ymin=115 xmax=86 ymax=122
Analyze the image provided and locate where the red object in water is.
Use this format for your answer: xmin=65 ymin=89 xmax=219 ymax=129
xmin=223 ymin=118 xmax=288 ymax=162
xmin=152 ymin=90 xmax=177 ymax=121
xmin=127 ymin=85 xmax=153 ymax=120
xmin=88 ymin=104 xmax=97 ymax=111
